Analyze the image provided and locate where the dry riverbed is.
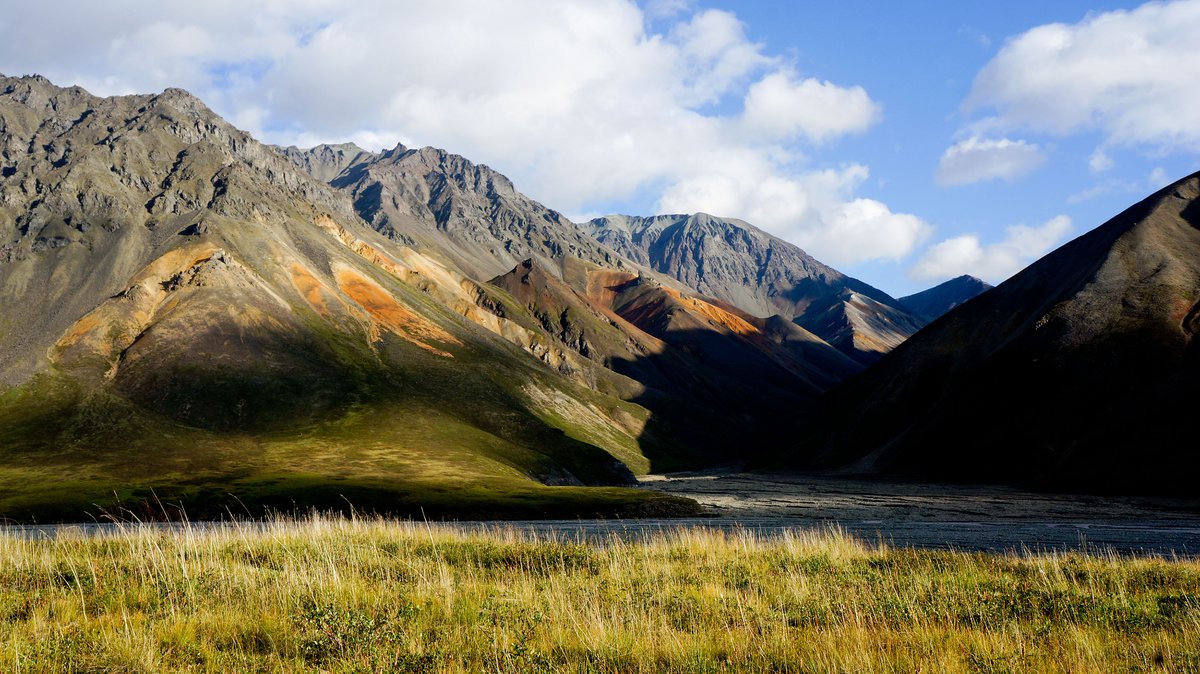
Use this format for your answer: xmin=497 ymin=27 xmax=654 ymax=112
xmin=636 ymin=471 xmax=1200 ymax=556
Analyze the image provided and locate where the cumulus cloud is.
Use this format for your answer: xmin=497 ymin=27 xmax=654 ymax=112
xmin=646 ymin=0 xmax=692 ymax=19
xmin=0 ymin=0 xmax=925 ymax=267
xmin=739 ymin=71 xmax=881 ymax=143
xmin=911 ymin=215 xmax=1072 ymax=283
xmin=935 ymin=136 xmax=1045 ymax=186
xmin=659 ymin=162 xmax=930 ymax=266
xmin=963 ymin=0 xmax=1200 ymax=151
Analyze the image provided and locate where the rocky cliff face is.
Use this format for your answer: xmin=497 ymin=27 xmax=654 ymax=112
xmin=584 ymin=213 xmax=926 ymax=363
xmin=797 ymin=172 xmax=1200 ymax=494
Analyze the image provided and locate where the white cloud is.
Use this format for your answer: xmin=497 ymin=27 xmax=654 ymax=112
xmin=1147 ymin=166 xmax=1169 ymax=188
xmin=964 ymin=0 xmax=1200 ymax=151
xmin=935 ymin=136 xmax=1045 ymax=186
xmin=659 ymin=163 xmax=930 ymax=266
xmin=0 ymin=0 xmax=922 ymax=267
xmin=911 ymin=215 xmax=1072 ymax=283
xmin=739 ymin=70 xmax=881 ymax=143
xmin=646 ymin=0 xmax=692 ymax=19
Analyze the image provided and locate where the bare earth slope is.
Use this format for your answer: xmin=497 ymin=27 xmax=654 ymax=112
xmin=797 ymin=172 xmax=1200 ymax=495
xmin=0 ymin=75 xmax=698 ymax=520
xmin=584 ymin=213 xmax=925 ymax=363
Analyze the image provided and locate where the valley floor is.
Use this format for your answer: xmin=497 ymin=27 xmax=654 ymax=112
xmin=3 ymin=516 xmax=1199 ymax=673
xmin=637 ymin=471 xmax=1200 ymax=555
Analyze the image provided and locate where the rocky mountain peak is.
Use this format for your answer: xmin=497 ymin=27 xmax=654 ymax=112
xmin=279 ymin=140 xmax=629 ymax=282
xmin=274 ymin=142 xmax=379 ymax=183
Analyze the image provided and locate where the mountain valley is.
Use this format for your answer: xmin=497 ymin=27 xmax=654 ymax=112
xmin=2 ymin=73 xmax=1197 ymax=521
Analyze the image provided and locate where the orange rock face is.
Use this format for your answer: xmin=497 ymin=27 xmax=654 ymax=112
xmin=333 ymin=266 xmax=461 ymax=357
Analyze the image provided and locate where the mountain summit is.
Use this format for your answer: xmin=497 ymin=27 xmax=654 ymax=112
xmin=0 ymin=76 xmax=864 ymax=520
xmin=280 ymin=143 xmax=628 ymax=282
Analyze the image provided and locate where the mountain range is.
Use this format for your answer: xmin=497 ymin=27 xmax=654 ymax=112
xmin=0 ymin=75 xmax=877 ymax=520
xmin=2 ymin=73 xmax=1193 ymax=519
xmin=583 ymin=213 xmax=932 ymax=363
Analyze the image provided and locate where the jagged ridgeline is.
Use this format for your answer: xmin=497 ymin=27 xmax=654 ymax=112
xmin=0 ymin=75 xmax=858 ymax=520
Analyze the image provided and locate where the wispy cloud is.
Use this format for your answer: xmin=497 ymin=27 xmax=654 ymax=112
xmin=935 ymin=136 xmax=1045 ymax=186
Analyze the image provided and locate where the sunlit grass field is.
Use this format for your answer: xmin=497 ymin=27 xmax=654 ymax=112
xmin=3 ymin=516 xmax=1198 ymax=673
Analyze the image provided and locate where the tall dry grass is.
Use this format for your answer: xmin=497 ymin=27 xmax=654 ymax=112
xmin=1 ymin=515 xmax=1197 ymax=672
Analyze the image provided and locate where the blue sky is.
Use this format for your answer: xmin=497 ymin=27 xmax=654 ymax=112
xmin=1 ymin=0 xmax=1197 ymax=296
xmin=718 ymin=1 xmax=1198 ymax=293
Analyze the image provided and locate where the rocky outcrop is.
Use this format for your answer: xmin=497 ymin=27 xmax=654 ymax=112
xmin=273 ymin=142 xmax=378 ymax=183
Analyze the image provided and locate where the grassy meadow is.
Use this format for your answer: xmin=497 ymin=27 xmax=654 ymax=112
xmin=2 ymin=516 xmax=1198 ymax=673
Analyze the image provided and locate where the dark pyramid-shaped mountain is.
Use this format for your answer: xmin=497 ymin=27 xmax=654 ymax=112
xmin=899 ymin=275 xmax=991 ymax=322
xmin=583 ymin=213 xmax=925 ymax=363
xmin=796 ymin=171 xmax=1200 ymax=494
xmin=0 ymin=75 xmax=705 ymax=520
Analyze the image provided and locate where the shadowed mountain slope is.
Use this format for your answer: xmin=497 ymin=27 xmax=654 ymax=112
xmin=0 ymin=75 xmax=700 ymax=520
xmin=795 ymin=171 xmax=1200 ymax=494
xmin=899 ymin=275 xmax=992 ymax=322
xmin=486 ymin=258 xmax=861 ymax=465
xmin=583 ymin=213 xmax=925 ymax=363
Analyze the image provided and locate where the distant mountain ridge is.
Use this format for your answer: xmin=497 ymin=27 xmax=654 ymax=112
xmin=583 ymin=213 xmax=927 ymax=363
xmin=275 ymin=142 xmax=378 ymax=183
xmin=899 ymin=275 xmax=992 ymax=322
